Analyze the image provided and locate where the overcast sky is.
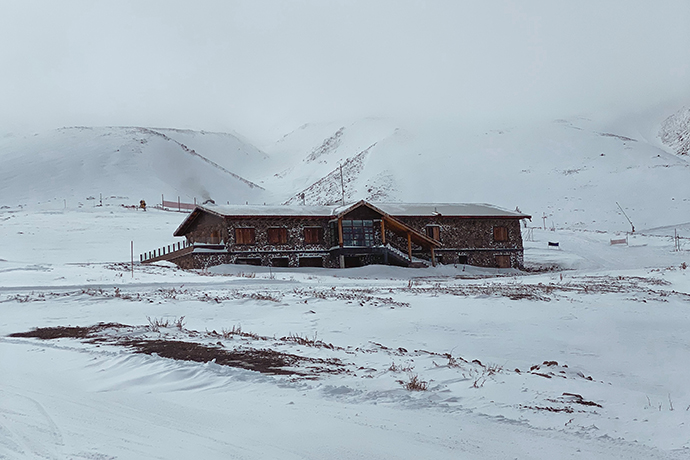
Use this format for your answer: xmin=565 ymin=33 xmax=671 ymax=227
xmin=1 ymin=0 xmax=689 ymax=142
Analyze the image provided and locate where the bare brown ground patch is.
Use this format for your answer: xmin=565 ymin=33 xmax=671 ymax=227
xmin=9 ymin=322 xmax=130 ymax=340
xmin=9 ymin=324 xmax=345 ymax=377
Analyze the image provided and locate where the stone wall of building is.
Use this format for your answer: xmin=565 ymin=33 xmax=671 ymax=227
xmin=387 ymin=216 xmax=525 ymax=268
xmin=225 ymin=216 xmax=334 ymax=267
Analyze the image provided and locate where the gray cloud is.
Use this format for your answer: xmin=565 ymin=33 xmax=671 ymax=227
xmin=1 ymin=0 xmax=689 ymax=142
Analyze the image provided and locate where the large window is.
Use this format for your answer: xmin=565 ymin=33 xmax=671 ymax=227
xmin=342 ymin=220 xmax=374 ymax=246
xmin=493 ymin=226 xmax=508 ymax=242
xmin=304 ymin=227 xmax=323 ymax=244
xmin=235 ymin=228 xmax=256 ymax=245
xmin=267 ymin=227 xmax=288 ymax=244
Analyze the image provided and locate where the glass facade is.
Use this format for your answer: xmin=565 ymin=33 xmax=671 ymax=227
xmin=342 ymin=220 xmax=374 ymax=246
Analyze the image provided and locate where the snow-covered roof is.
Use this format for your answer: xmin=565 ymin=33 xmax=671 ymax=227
xmin=200 ymin=204 xmax=340 ymax=217
xmin=198 ymin=201 xmax=529 ymax=219
xmin=371 ymin=203 xmax=529 ymax=218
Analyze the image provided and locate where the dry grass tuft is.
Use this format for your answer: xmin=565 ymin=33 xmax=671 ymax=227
xmin=398 ymin=373 xmax=429 ymax=391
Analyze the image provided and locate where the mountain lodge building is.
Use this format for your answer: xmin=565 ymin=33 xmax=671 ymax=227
xmin=141 ymin=200 xmax=530 ymax=269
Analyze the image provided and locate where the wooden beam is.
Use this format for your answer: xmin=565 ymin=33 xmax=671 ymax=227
xmin=407 ymin=233 xmax=412 ymax=262
xmin=338 ymin=217 xmax=343 ymax=246
xmin=380 ymin=219 xmax=386 ymax=245
xmin=430 ymin=247 xmax=436 ymax=267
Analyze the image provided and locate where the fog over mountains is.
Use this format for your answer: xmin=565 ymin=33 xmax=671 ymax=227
xmin=1 ymin=103 xmax=688 ymax=236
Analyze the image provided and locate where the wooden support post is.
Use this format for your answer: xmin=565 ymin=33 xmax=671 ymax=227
xmin=131 ymin=241 xmax=134 ymax=277
xmin=380 ymin=219 xmax=386 ymax=245
xmin=338 ymin=218 xmax=344 ymax=246
xmin=338 ymin=217 xmax=345 ymax=268
xmin=430 ymin=247 xmax=436 ymax=267
xmin=407 ymin=233 xmax=412 ymax=262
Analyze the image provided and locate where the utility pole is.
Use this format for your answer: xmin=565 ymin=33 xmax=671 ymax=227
xmin=339 ymin=162 xmax=346 ymax=205
xmin=616 ymin=202 xmax=635 ymax=233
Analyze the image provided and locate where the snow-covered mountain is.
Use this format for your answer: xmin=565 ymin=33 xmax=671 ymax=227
xmin=0 ymin=126 xmax=267 ymax=208
xmin=1 ymin=105 xmax=689 ymax=234
xmin=261 ymin=107 xmax=690 ymax=234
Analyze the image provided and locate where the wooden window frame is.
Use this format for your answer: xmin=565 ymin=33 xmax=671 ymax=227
xmin=493 ymin=226 xmax=508 ymax=242
xmin=234 ymin=227 xmax=256 ymax=245
xmin=425 ymin=225 xmax=440 ymax=241
xmin=267 ymin=227 xmax=288 ymax=244
xmin=341 ymin=220 xmax=374 ymax=247
xmin=303 ymin=227 xmax=324 ymax=244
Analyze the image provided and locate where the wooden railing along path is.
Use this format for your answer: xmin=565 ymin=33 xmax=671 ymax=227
xmin=141 ymin=240 xmax=193 ymax=263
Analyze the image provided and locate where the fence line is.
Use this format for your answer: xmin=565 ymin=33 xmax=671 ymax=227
xmin=140 ymin=240 xmax=192 ymax=262
xmin=160 ymin=195 xmax=197 ymax=212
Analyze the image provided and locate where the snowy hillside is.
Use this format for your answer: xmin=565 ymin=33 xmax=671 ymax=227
xmin=0 ymin=126 xmax=267 ymax=208
xmin=1 ymin=105 xmax=688 ymax=236
xmin=261 ymin=109 xmax=690 ymax=234
xmin=659 ymin=106 xmax=690 ymax=156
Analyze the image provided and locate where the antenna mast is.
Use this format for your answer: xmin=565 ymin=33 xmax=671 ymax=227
xmin=616 ymin=202 xmax=635 ymax=233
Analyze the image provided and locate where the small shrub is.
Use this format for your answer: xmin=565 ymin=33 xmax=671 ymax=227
xmin=486 ymin=363 xmax=503 ymax=376
xmin=280 ymin=332 xmax=336 ymax=349
xmin=399 ymin=373 xmax=429 ymax=391
xmin=220 ymin=325 xmax=263 ymax=340
xmin=443 ymin=354 xmax=467 ymax=368
xmin=173 ymin=316 xmax=186 ymax=330
xmin=146 ymin=316 xmax=185 ymax=332
xmin=388 ymin=362 xmax=414 ymax=372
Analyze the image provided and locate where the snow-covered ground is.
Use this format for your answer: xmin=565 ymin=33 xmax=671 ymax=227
xmin=1 ymin=105 xmax=690 ymax=458
xmin=2 ymin=205 xmax=690 ymax=459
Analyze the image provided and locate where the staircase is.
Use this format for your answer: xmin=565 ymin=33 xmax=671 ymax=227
xmin=380 ymin=244 xmax=430 ymax=268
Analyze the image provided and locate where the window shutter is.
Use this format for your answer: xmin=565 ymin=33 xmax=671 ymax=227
xmin=304 ymin=227 xmax=323 ymax=244
xmin=493 ymin=226 xmax=508 ymax=242
xmin=495 ymin=255 xmax=511 ymax=268
xmin=235 ymin=228 xmax=255 ymax=244
xmin=268 ymin=228 xmax=287 ymax=244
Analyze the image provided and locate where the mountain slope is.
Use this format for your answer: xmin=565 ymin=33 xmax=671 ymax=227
xmin=0 ymin=126 xmax=267 ymax=208
xmin=264 ymin=110 xmax=690 ymax=234
xmin=1 ymin=105 xmax=689 ymax=235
